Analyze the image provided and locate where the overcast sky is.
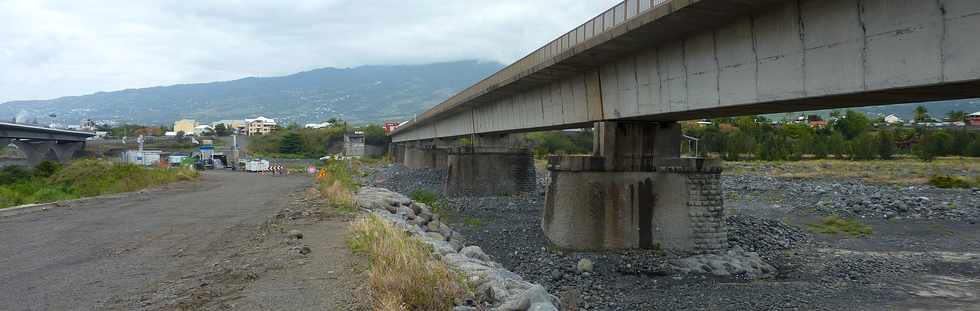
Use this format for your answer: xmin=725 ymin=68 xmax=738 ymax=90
xmin=0 ymin=0 xmax=620 ymax=103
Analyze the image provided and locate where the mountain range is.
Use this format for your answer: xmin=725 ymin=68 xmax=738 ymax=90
xmin=1 ymin=60 xmax=977 ymax=126
xmin=0 ymin=60 xmax=504 ymax=126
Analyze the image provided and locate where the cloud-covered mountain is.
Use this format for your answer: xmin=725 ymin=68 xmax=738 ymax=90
xmin=0 ymin=60 xmax=504 ymax=125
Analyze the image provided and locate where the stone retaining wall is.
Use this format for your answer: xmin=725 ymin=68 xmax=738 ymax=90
xmin=355 ymin=187 xmax=559 ymax=311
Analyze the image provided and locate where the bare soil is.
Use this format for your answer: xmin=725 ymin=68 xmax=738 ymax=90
xmin=0 ymin=170 xmax=366 ymax=311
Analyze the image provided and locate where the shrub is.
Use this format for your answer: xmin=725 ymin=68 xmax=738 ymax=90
xmin=0 ymin=165 xmax=33 ymax=185
xmin=967 ymin=140 xmax=980 ymax=157
xmin=33 ymin=160 xmax=63 ymax=178
xmin=848 ymin=133 xmax=877 ymax=160
xmin=928 ymin=175 xmax=974 ymax=189
xmin=877 ymin=130 xmax=896 ymax=160
xmin=348 ymin=215 xmax=467 ymax=310
xmin=807 ymin=216 xmax=872 ymax=236
xmin=409 ymin=190 xmax=439 ymax=207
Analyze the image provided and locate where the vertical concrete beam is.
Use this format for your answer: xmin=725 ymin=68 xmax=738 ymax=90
xmin=594 ymin=121 xmax=681 ymax=171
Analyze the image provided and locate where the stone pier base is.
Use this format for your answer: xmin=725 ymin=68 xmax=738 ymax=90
xmin=543 ymin=156 xmax=726 ymax=254
xmin=446 ymin=147 xmax=535 ymax=195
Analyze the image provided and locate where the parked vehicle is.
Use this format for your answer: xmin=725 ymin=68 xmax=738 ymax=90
xmin=245 ymin=159 xmax=270 ymax=172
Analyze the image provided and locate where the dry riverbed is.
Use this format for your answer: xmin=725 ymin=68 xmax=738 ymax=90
xmin=367 ymin=161 xmax=980 ymax=310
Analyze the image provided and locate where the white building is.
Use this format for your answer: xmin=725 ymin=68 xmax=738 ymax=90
xmin=192 ymin=124 xmax=213 ymax=136
xmin=884 ymin=114 xmax=903 ymax=124
xmin=245 ymin=116 xmax=278 ymax=136
xmin=304 ymin=122 xmax=333 ymax=129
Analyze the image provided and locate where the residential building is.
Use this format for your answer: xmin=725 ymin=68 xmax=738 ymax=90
xmin=173 ymin=119 xmax=198 ymax=135
xmin=245 ymin=116 xmax=277 ymax=136
xmin=884 ymin=114 xmax=903 ymax=124
xmin=969 ymin=111 xmax=980 ymax=127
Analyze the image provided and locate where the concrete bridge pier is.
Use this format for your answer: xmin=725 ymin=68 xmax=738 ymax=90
xmin=445 ymin=134 xmax=535 ymax=195
xmin=11 ymin=140 xmax=55 ymax=165
xmin=390 ymin=143 xmax=406 ymax=165
xmin=404 ymin=147 xmax=448 ymax=169
xmin=51 ymin=142 xmax=84 ymax=163
xmin=542 ymin=121 xmax=727 ymax=254
xmin=8 ymin=140 xmax=85 ymax=165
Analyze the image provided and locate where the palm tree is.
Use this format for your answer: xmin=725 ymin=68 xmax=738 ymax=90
xmin=913 ymin=106 xmax=929 ymax=123
xmin=946 ymin=110 xmax=967 ymax=122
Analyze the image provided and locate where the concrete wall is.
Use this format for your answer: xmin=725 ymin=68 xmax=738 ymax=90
xmin=445 ymin=150 xmax=535 ymax=195
xmin=403 ymin=148 xmax=448 ymax=169
xmin=393 ymin=0 xmax=980 ymax=142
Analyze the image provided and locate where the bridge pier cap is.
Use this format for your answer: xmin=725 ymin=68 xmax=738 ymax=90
xmin=543 ymin=121 xmax=727 ymax=254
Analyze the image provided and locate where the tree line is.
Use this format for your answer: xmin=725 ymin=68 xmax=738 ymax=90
xmin=247 ymin=123 xmax=388 ymax=158
xmin=688 ymin=110 xmax=980 ymax=161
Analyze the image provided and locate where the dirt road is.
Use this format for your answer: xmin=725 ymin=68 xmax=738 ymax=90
xmin=0 ymin=170 xmax=365 ymax=311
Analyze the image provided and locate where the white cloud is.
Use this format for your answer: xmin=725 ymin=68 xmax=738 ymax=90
xmin=0 ymin=0 xmax=620 ymax=102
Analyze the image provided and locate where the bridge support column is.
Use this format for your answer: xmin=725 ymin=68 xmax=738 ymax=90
xmin=390 ymin=143 xmax=406 ymax=164
xmin=403 ymin=144 xmax=449 ymax=169
xmin=445 ymin=145 xmax=535 ymax=195
xmin=51 ymin=142 xmax=84 ymax=163
xmin=543 ymin=121 xmax=727 ymax=254
xmin=10 ymin=140 xmax=55 ymax=166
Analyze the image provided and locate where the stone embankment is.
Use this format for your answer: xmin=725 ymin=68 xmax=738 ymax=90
xmin=355 ymin=187 xmax=560 ymax=311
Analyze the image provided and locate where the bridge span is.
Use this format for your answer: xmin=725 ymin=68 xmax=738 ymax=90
xmin=1 ymin=122 xmax=94 ymax=165
xmin=389 ymin=0 xmax=980 ymax=254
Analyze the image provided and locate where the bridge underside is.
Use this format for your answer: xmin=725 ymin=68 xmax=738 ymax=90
xmin=389 ymin=0 xmax=980 ymax=254
xmin=393 ymin=0 xmax=980 ymax=142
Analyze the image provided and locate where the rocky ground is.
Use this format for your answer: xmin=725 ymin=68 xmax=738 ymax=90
xmin=368 ymin=163 xmax=980 ymax=310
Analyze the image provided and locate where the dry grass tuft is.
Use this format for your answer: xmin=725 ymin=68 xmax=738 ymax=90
xmin=348 ymin=215 xmax=467 ymax=311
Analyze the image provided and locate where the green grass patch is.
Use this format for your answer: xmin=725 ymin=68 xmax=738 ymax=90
xmin=462 ymin=217 xmax=483 ymax=227
xmin=807 ymin=216 xmax=873 ymax=237
xmin=409 ymin=190 xmax=439 ymax=206
xmin=0 ymin=159 xmax=198 ymax=209
xmin=928 ymin=175 xmax=975 ymax=189
xmin=410 ymin=189 xmax=454 ymax=221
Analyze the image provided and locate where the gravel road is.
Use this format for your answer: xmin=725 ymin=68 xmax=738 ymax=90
xmin=0 ymin=170 xmax=366 ymax=311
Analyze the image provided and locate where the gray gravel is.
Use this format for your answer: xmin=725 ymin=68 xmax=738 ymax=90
xmin=724 ymin=175 xmax=980 ymax=222
xmin=369 ymin=164 xmax=980 ymax=310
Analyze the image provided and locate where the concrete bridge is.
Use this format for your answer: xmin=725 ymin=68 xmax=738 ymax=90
xmin=389 ymin=0 xmax=980 ymax=254
xmin=1 ymin=122 xmax=94 ymax=165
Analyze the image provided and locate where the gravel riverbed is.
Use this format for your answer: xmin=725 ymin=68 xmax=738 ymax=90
xmin=367 ymin=164 xmax=980 ymax=310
